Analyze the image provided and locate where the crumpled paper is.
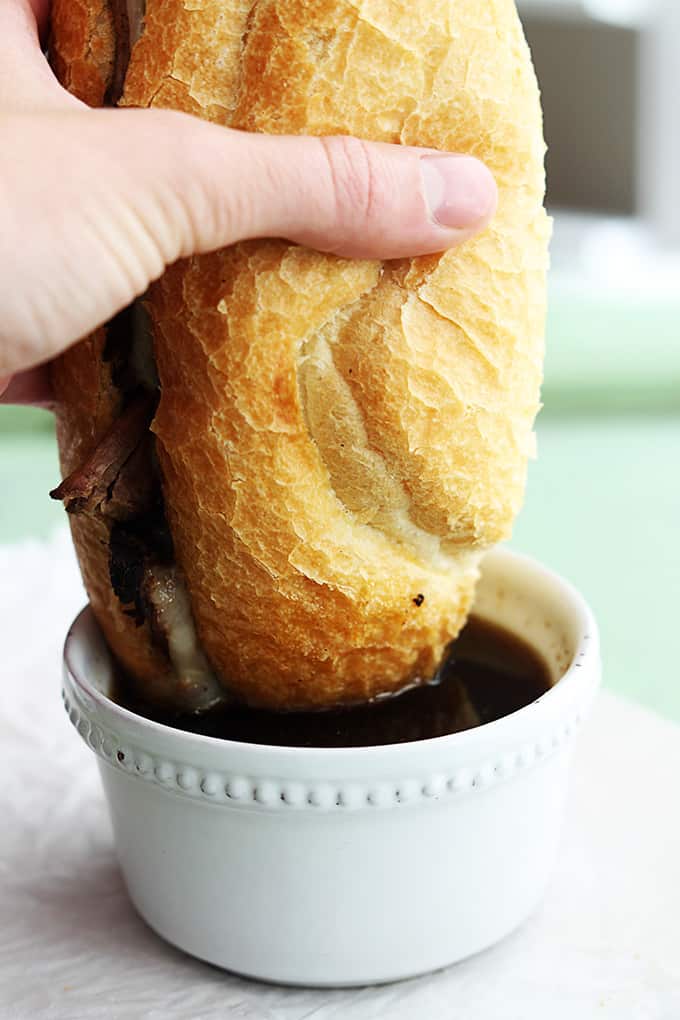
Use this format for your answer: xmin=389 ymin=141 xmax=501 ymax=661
xmin=1 ymin=529 xmax=679 ymax=1020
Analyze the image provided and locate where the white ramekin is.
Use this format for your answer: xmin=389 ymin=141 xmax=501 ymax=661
xmin=62 ymin=548 xmax=600 ymax=987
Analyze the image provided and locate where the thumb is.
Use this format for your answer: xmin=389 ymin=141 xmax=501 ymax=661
xmin=181 ymin=118 xmax=498 ymax=261
xmin=0 ymin=108 xmax=496 ymax=377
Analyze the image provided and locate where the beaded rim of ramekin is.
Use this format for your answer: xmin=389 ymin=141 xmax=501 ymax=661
xmin=62 ymin=547 xmax=600 ymax=811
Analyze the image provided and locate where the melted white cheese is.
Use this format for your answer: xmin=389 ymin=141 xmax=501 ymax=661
xmin=146 ymin=566 xmax=225 ymax=712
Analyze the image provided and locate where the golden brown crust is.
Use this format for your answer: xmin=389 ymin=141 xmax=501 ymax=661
xmin=50 ymin=0 xmax=115 ymax=107
xmin=120 ymin=0 xmax=251 ymax=121
xmin=50 ymin=0 xmax=550 ymax=710
xmin=147 ymin=246 xmax=479 ymax=707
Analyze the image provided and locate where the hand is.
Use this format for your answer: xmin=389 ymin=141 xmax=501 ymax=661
xmin=0 ymin=0 xmax=497 ymax=405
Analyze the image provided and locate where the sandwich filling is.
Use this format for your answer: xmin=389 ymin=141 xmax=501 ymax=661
xmin=108 ymin=0 xmax=147 ymax=104
xmin=51 ymin=305 xmax=224 ymax=711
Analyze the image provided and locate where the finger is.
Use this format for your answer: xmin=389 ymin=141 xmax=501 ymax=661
xmin=0 ymin=108 xmax=497 ymax=377
xmin=0 ymin=367 xmax=54 ymax=407
xmin=53 ymin=112 xmax=496 ymax=268
xmin=179 ymin=122 xmax=498 ymax=261
xmin=28 ymin=0 xmax=51 ymax=41
xmin=0 ymin=1 xmax=74 ymax=111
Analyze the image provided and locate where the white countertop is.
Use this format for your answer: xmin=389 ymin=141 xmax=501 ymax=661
xmin=1 ymin=531 xmax=679 ymax=1019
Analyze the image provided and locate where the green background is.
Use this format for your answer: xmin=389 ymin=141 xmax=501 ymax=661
xmin=2 ymin=286 xmax=679 ymax=722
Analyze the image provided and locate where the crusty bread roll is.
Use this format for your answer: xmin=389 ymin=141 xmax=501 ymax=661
xmin=49 ymin=0 xmax=549 ymax=711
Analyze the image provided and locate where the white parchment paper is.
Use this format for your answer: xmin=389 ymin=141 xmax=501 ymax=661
xmin=1 ymin=530 xmax=679 ymax=1020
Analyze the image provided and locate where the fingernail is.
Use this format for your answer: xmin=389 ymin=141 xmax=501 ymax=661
xmin=421 ymin=155 xmax=497 ymax=229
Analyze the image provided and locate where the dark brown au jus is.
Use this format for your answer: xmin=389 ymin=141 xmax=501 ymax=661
xmin=112 ymin=616 xmax=552 ymax=748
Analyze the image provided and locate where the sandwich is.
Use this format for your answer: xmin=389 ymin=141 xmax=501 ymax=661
xmin=49 ymin=0 xmax=550 ymax=712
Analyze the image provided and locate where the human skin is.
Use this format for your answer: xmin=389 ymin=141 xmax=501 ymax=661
xmin=0 ymin=0 xmax=497 ymax=404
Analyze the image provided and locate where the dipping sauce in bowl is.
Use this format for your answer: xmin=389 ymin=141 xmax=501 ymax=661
xmin=112 ymin=616 xmax=551 ymax=748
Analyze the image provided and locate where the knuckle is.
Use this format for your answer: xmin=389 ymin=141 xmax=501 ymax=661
xmin=162 ymin=115 xmax=236 ymax=253
xmin=319 ymin=135 xmax=384 ymax=245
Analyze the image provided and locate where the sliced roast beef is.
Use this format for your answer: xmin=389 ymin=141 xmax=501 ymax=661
xmin=50 ymin=392 xmax=155 ymax=521
xmin=107 ymin=0 xmax=147 ymax=105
